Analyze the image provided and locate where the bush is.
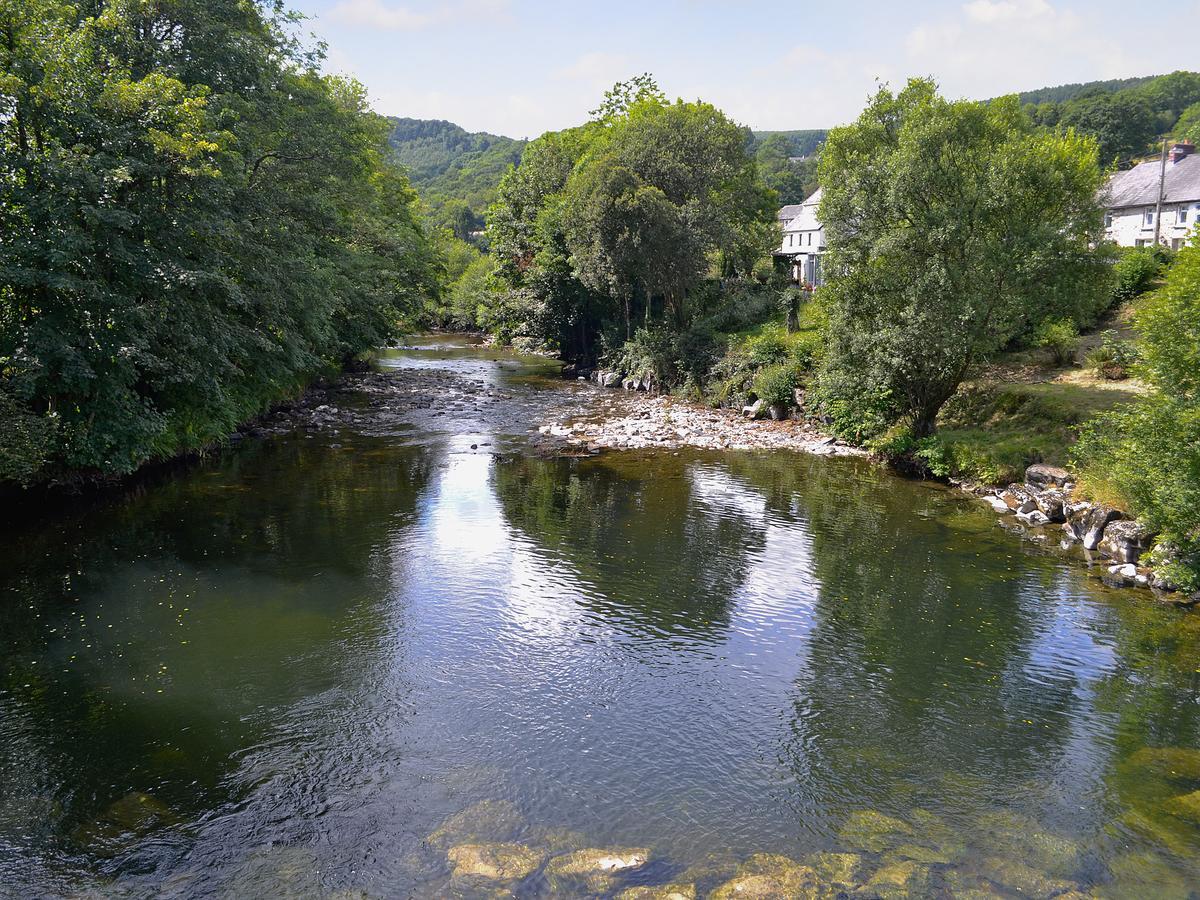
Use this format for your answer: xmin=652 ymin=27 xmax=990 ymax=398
xmin=607 ymin=324 xmax=723 ymax=392
xmin=752 ymin=364 xmax=800 ymax=408
xmin=0 ymin=385 xmax=57 ymax=486
xmin=1083 ymin=330 xmax=1141 ymax=380
xmin=707 ymin=323 xmax=822 ymax=409
xmin=1112 ymin=245 xmax=1171 ymax=305
xmin=1035 ymin=318 xmax=1080 ymax=365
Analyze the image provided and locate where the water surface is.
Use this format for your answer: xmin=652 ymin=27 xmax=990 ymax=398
xmin=2 ymin=336 xmax=1199 ymax=898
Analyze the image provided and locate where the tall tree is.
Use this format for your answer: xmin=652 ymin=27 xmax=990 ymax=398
xmin=816 ymin=79 xmax=1110 ymax=437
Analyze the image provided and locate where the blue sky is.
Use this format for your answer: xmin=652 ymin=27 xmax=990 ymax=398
xmin=288 ymin=0 xmax=1200 ymax=137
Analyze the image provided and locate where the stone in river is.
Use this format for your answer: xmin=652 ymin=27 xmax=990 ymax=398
xmin=616 ymin=884 xmax=696 ymax=900
xmin=426 ymin=799 xmax=525 ymax=850
xmin=1122 ymin=746 xmax=1200 ymax=783
xmin=1165 ymin=789 xmax=1200 ymax=824
xmin=838 ymin=809 xmax=915 ymax=852
xmin=543 ymin=847 xmax=649 ymax=893
xmin=447 ymin=842 xmax=542 ymax=880
xmin=709 ymin=854 xmax=819 ymax=899
xmin=975 ymin=857 xmax=1075 ymax=897
xmin=865 ymin=859 xmax=933 ymax=898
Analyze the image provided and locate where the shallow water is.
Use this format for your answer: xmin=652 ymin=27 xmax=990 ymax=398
xmin=2 ymin=336 xmax=1199 ymax=898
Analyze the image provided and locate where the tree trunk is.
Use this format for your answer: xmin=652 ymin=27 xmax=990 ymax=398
xmin=624 ymin=294 xmax=631 ymax=340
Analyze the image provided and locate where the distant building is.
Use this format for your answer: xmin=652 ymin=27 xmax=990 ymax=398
xmin=1104 ymin=141 xmax=1200 ymax=250
xmin=774 ymin=189 xmax=825 ymax=286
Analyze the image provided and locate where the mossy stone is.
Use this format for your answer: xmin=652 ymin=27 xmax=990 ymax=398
xmin=838 ymin=810 xmax=916 ymax=852
xmin=446 ymin=842 xmax=542 ymax=881
xmin=709 ymin=854 xmax=820 ymax=899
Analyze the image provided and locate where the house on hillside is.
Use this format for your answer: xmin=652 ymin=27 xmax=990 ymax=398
xmin=774 ymin=189 xmax=825 ymax=286
xmin=1104 ymin=141 xmax=1200 ymax=250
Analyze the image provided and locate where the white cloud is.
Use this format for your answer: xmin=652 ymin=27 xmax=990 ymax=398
xmin=328 ymin=0 xmax=507 ymax=31
xmin=963 ymin=0 xmax=1054 ymax=24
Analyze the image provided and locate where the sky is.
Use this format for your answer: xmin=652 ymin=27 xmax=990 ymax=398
xmin=288 ymin=0 xmax=1200 ymax=138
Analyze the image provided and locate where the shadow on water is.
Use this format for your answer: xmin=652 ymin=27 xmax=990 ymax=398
xmin=1 ymin=336 xmax=1199 ymax=897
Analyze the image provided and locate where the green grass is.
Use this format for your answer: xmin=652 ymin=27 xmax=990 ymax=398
xmin=931 ymin=381 xmax=1138 ymax=485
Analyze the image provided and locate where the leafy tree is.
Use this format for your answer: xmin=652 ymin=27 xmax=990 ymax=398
xmin=0 ymin=0 xmax=438 ymax=486
xmin=589 ymin=73 xmax=665 ymax=122
xmin=1174 ymin=101 xmax=1200 ymax=143
xmin=816 ymin=79 xmax=1110 ymax=438
xmin=1075 ymin=237 xmax=1200 ymax=589
xmin=1058 ymin=90 xmax=1157 ymax=165
xmin=755 ymin=132 xmax=819 ymax=204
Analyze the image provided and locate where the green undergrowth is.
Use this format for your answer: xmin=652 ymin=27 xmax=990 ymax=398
xmin=916 ymin=381 xmax=1137 ymax=485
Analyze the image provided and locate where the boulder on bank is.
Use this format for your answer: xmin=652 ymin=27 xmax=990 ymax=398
xmin=1025 ymin=463 xmax=1071 ymax=489
xmin=1080 ymin=508 xmax=1123 ymax=549
xmin=1099 ymin=520 xmax=1155 ymax=564
xmin=1033 ymin=489 xmax=1067 ymax=523
xmin=743 ymin=399 xmax=765 ymax=419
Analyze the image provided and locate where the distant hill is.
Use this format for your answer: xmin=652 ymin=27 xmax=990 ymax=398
xmin=1014 ymin=76 xmax=1158 ymax=106
xmin=386 ymin=118 xmax=525 ymax=215
xmin=750 ymin=130 xmax=827 ymax=158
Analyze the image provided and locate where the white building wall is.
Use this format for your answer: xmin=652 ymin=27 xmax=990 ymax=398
xmin=1106 ymin=202 xmax=1200 ymax=249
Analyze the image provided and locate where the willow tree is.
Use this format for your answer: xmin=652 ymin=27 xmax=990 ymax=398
xmin=816 ymin=78 xmax=1110 ymax=438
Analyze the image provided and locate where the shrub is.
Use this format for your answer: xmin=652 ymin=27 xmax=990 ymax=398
xmin=1111 ymin=245 xmax=1171 ymax=305
xmin=1083 ymin=330 xmax=1140 ymax=380
xmin=608 ymin=324 xmax=723 ymax=391
xmin=1035 ymin=318 xmax=1080 ymax=365
xmin=752 ymin=364 xmax=800 ymax=408
xmin=0 ymin=385 xmax=57 ymax=487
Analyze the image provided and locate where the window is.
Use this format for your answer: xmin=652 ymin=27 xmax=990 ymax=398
xmin=807 ymin=233 xmax=812 ymax=246
xmin=788 ymin=234 xmax=794 ymax=247
xmin=1181 ymin=205 xmax=1190 ymax=225
xmin=1104 ymin=211 xmax=1112 ymax=228
xmin=1144 ymin=209 xmax=1155 ymax=226
xmin=1135 ymin=239 xmax=1147 ymax=248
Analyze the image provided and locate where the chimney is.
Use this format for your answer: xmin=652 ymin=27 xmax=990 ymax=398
xmin=1170 ymin=141 xmax=1195 ymax=164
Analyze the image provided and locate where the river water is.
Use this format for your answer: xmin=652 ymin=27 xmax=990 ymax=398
xmin=1 ymin=336 xmax=1198 ymax=898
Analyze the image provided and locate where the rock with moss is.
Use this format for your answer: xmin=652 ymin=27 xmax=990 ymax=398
xmin=1122 ymin=746 xmax=1200 ymax=782
xmin=427 ymin=800 xmax=525 ymax=851
xmin=446 ymin=842 xmax=542 ymax=881
xmin=1104 ymin=851 xmax=1194 ymax=900
xmin=543 ymin=847 xmax=649 ymax=893
xmin=943 ymin=868 xmax=1007 ymax=899
xmin=709 ymin=853 xmax=821 ymax=899
xmin=838 ymin=810 xmax=915 ymax=853
xmin=862 ymin=859 xmax=933 ymax=899
xmin=806 ymin=851 xmax=865 ymax=887
xmin=1164 ymin=789 xmax=1200 ymax=823
xmin=615 ymin=884 xmax=696 ymax=900
xmin=972 ymin=811 xmax=1080 ymax=876
xmin=975 ymin=856 xmax=1076 ymax=897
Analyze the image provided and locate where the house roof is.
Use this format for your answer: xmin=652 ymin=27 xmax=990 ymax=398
xmin=1105 ymin=154 xmax=1200 ymax=209
xmin=782 ymin=189 xmax=824 ymax=233
xmin=777 ymin=204 xmax=804 ymax=221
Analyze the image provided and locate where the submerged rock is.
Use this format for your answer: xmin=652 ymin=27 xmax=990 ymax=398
xmin=975 ymin=856 xmax=1075 ymax=897
xmin=1123 ymin=746 xmax=1200 ymax=783
xmin=805 ymin=851 xmax=865 ymax=887
xmin=1107 ymin=850 xmax=1195 ymax=900
xmin=615 ymin=884 xmax=695 ymax=900
xmin=838 ymin=810 xmax=915 ymax=852
xmin=865 ymin=859 xmax=932 ymax=898
xmin=426 ymin=799 xmax=525 ymax=850
xmin=543 ymin=847 xmax=649 ymax=892
xmin=709 ymin=854 xmax=819 ymax=899
xmin=1164 ymin=789 xmax=1200 ymax=824
xmin=446 ymin=842 xmax=542 ymax=881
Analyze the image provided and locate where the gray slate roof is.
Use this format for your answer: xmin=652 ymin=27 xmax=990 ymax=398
xmin=1105 ymin=154 xmax=1200 ymax=209
xmin=777 ymin=204 xmax=804 ymax=222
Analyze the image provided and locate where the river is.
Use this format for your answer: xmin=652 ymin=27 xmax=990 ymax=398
xmin=1 ymin=336 xmax=1198 ymax=898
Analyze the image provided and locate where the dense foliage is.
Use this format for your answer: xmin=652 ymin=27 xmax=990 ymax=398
xmin=485 ymin=78 xmax=777 ymax=362
xmin=1023 ymin=71 xmax=1200 ymax=165
xmin=1075 ymin=238 xmax=1200 ymax=590
xmin=0 ymin=0 xmax=440 ymax=487
xmin=814 ymin=78 xmax=1111 ymax=439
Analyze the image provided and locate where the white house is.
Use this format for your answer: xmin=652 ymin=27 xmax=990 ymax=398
xmin=1104 ymin=141 xmax=1200 ymax=250
xmin=775 ymin=188 xmax=825 ymax=286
